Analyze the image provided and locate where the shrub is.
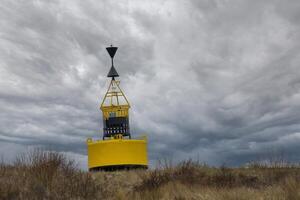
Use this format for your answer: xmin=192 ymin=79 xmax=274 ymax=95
xmin=0 ymin=149 xmax=100 ymax=200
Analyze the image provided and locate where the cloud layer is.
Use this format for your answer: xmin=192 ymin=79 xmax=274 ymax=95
xmin=1 ymin=0 xmax=300 ymax=168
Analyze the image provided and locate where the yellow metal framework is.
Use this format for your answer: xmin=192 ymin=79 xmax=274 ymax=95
xmin=100 ymin=79 xmax=130 ymax=121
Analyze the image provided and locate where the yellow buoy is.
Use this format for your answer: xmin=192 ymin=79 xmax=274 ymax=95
xmin=87 ymin=137 xmax=147 ymax=170
xmin=86 ymin=45 xmax=148 ymax=171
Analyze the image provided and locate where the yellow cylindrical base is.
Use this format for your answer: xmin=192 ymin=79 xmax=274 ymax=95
xmin=86 ymin=137 xmax=148 ymax=171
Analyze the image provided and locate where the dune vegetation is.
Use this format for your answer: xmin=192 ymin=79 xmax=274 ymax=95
xmin=0 ymin=150 xmax=300 ymax=200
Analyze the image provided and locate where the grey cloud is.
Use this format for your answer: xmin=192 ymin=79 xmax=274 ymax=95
xmin=1 ymin=0 xmax=300 ymax=168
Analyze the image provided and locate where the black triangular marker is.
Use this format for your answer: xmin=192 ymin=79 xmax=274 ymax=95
xmin=107 ymin=65 xmax=119 ymax=77
xmin=106 ymin=46 xmax=118 ymax=58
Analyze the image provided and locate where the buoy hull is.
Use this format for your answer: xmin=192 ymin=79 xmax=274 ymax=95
xmin=86 ymin=138 xmax=148 ymax=171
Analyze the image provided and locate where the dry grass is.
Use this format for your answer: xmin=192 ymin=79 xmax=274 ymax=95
xmin=0 ymin=149 xmax=99 ymax=200
xmin=0 ymin=152 xmax=300 ymax=200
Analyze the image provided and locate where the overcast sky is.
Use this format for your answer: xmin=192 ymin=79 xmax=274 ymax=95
xmin=1 ymin=0 xmax=300 ymax=169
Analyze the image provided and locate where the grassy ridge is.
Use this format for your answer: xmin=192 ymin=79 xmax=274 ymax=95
xmin=0 ymin=150 xmax=300 ymax=200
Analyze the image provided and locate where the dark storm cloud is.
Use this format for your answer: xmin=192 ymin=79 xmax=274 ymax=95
xmin=0 ymin=0 xmax=300 ymax=168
